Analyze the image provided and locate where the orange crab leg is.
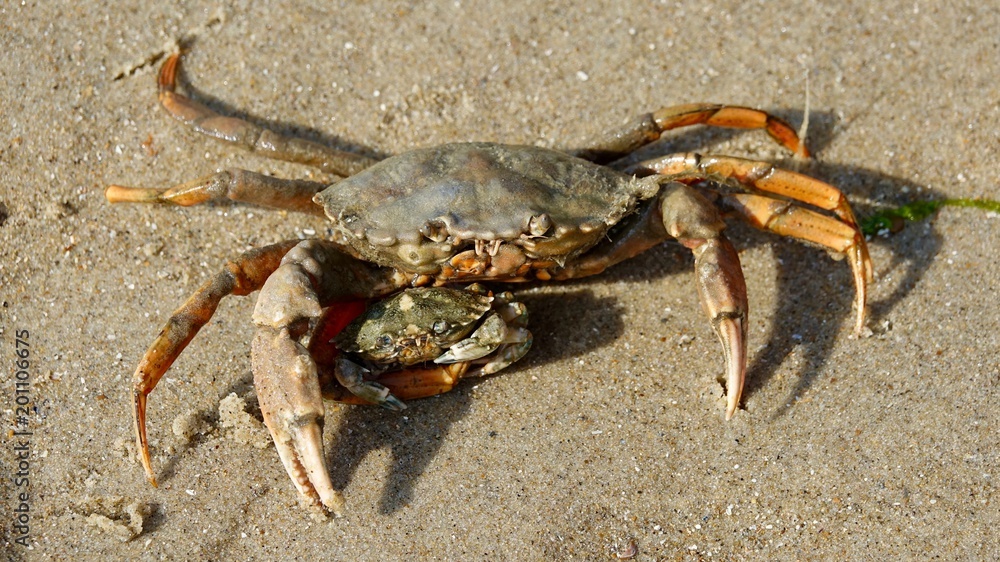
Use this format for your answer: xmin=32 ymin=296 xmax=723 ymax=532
xmin=651 ymin=104 xmax=809 ymax=158
xmin=636 ymin=153 xmax=860 ymax=228
xmin=157 ymin=53 xmax=378 ymax=177
xmin=719 ymin=192 xmax=870 ymax=334
xmin=628 ymin=152 xmax=874 ymax=315
xmin=106 ymin=170 xmax=329 ymax=216
xmin=555 ymin=182 xmax=751 ymax=417
xmin=575 ymin=103 xmax=808 ymax=163
xmin=657 ymin=184 xmax=750 ymax=419
xmin=130 ymin=240 xmax=299 ymax=487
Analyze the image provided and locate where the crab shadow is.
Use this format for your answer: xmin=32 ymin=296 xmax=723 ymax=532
xmin=324 ymin=289 xmax=624 ymax=514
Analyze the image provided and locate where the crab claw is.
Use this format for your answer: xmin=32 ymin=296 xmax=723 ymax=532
xmin=247 ymin=239 xmax=406 ymax=515
xmin=334 ymin=356 xmax=407 ymax=411
xmin=434 ymin=313 xmax=507 ymax=364
xmin=252 ymin=326 xmax=345 ymax=516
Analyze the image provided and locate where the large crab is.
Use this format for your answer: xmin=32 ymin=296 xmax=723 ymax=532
xmin=107 ymin=54 xmax=872 ymax=516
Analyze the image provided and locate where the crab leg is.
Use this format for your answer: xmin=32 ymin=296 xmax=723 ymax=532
xmin=558 ymin=182 xmax=750 ymax=418
xmin=658 ymin=184 xmax=750 ymax=419
xmin=106 ymin=169 xmax=329 ymax=215
xmin=157 ymin=53 xmax=378 ymax=177
xmin=130 ymin=239 xmax=300 ymax=488
xmin=574 ymin=103 xmax=808 ymax=164
xmin=720 ymin=192 xmax=869 ymax=334
xmin=629 ymin=152 xmax=872 ymax=333
xmin=631 ymin=153 xmax=862 ymax=228
xmin=319 ymin=363 xmax=472 ymax=405
xmin=250 ymin=240 xmax=402 ymax=515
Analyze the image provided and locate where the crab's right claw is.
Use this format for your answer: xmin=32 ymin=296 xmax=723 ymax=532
xmin=435 ymin=313 xmax=507 ymax=364
xmin=252 ymin=326 xmax=345 ymax=516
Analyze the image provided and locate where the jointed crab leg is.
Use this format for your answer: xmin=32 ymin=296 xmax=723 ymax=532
xmin=106 ymin=169 xmax=329 ymax=216
xmin=575 ymin=103 xmax=809 ymax=164
xmin=130 ymin=240 xmax=300 ymax=487
xmin=629 ymin=152 xmax=872 ymax=333
xmin=157 ymin=53 xmax=377 ymax=177
xmin=632 ymin=153 xmax=862 ymax=229
xmin=559 ymin=182 xmax=750 ymax=418
xmin=720 ymin=192 xmax=869 ymax=334
xmin=658 ymin=184 xmax=749 ymax=419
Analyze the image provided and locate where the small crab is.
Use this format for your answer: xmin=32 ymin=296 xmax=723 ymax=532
xmin=329 ymin=284 xmax=531 ymax=410
xmin=107 ymin=54 xmax=872 ymax=516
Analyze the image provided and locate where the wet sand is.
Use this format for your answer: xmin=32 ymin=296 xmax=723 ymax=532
xmin=1 ymin=1 xmax=998 ymax=559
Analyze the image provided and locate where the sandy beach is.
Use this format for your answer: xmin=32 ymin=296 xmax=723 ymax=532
xmin=1 ymin=1 xmax=997 ymax=559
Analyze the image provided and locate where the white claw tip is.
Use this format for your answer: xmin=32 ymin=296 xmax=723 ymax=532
xmin=725 ymin=392 xmax=740 ymax=419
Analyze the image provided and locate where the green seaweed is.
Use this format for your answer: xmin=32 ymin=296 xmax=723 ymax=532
xmin=860 ymin=197 xmax=1000 ymax=236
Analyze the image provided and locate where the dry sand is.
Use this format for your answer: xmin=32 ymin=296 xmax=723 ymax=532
xmin=1 ymin=1 xmax=998 ymax=559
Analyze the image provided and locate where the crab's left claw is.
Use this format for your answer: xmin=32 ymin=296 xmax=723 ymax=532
xmin=249 ymin=239 xmax=403 ymax=515
xmin=334 ymin=356 xmax=407 ymax=411
xmin=252 ymin=326 xmax=345 ymax=516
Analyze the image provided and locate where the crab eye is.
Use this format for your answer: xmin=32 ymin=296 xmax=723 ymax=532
xmin=432 ymin=320 xmax=449 ymax=334
xmin=377 ymin=335 xmax=393 ymax=348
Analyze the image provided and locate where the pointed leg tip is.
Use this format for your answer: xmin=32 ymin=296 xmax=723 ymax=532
xmin=159 ymin=53 xmax=180 ymax=92
xmin=138 ymin=446 xmax=159 ymax=487
xmin=105 ymin=184 xmax=162 ymax=204
xmin=725 ymin=387 xmax=741 ymax=420
xmin=714 ymin=315 xmax=746 ymax=423
xmin=140 ymin=455 xmax=159 ymax=487
xmin=382 ymin=395 xmax=408 ymax=411
xmin=851 ymin=306 xmax=872 ymax=338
